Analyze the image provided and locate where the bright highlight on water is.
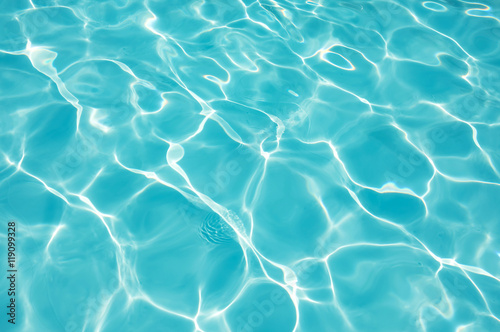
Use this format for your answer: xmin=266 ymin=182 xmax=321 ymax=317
xmin=0 ymin=0 xmax=500 ymax=331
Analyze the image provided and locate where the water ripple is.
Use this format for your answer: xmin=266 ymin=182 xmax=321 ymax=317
xmin=1 ymin=0 xmax=499 ymax=331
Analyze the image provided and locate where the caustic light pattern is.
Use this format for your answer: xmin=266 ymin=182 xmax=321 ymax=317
xmin=1 ymin=0 xmax=500 ymax=332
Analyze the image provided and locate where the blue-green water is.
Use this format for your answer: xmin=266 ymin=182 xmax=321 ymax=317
xmin=1 ymin=1 xmax=500 ymax=331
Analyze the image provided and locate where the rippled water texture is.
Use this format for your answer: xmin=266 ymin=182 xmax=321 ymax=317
xmin=1 ymin=0 xmax=500 ymax=331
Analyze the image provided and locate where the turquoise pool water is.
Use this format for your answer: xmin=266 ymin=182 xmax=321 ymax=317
xmin=1 ymin=0 xmax=500 ymax=331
